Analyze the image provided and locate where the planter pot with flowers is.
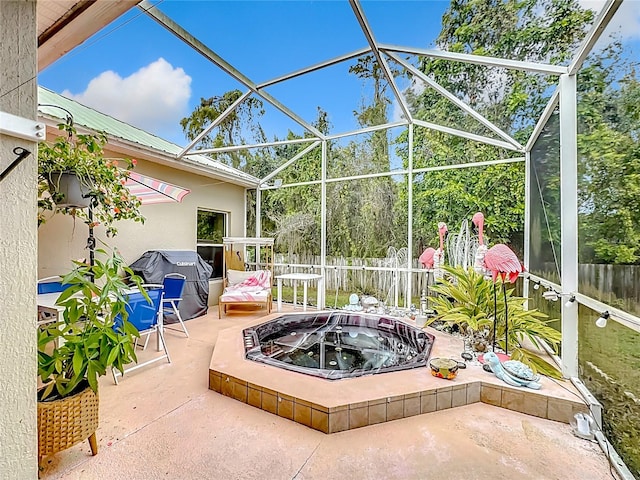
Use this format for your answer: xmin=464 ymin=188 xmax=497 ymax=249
xmin=38 ymin=123 xmax=145 ymax=237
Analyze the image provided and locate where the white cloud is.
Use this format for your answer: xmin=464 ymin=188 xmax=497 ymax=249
xmin=62 ymin=58 xmax=191 ymax=138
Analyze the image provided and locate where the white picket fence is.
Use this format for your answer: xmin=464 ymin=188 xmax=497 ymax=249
xmin=271 ymin=253 xmax=434 ymax=307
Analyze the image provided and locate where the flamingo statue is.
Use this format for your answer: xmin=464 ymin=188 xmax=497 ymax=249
xmin=484 ymin=243 xmax=523 ymax=355
xmin=433 ymin=222 xmax=448 ymax=281
xmin=419 ymin=246 xmax=436 ymax=314
xmin=472 ymin=212 xmax=488 ymax=275
xmin=419 ymin=247 xmax=436 ymax=269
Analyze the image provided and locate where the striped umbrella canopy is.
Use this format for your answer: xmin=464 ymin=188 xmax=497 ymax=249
xmin=125 ymin=171 xmax=190 ymax=205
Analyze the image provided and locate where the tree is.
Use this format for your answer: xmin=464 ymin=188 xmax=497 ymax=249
xmin=403 ymin=0 xmax=594 ymax=254
xmin=180 ymin=90 xmax=265 ymax=170
xmin=577 ymin=43 xmax=640 ymax=264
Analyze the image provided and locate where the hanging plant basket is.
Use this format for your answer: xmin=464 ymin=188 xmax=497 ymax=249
xmin=47 ymin=171 xmax=92 ymax=209
xmin=37 ymin=381 xmax=99 ymax=465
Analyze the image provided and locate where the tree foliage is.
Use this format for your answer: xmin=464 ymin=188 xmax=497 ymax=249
xmin=180 ymin=90 xmax=265 ymax=170
xmin=405 ymin=0 xmax=593 ymax=256
xmin=577 ymin=42 xmax=640 ymax=264
xmin=178 ymin=0 xmax=640 ymax=267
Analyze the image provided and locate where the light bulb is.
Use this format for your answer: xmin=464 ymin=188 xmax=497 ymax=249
xmin=533 ymin=282 xmax=540 ymax=290
xmin=595 ymin=311 xmax=609 ymax=328
xmin=565 ymin=296 xmax=576 ymax=308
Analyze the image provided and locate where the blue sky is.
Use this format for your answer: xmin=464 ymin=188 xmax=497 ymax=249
xmin=38 ymin=0 xmax=640 ymax=147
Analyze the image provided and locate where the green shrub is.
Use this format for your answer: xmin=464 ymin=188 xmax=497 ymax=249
xmin=429 ymin=266 xmax=562 ymax=378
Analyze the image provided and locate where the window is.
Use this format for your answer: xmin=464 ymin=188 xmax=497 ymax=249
xmin=196 ymin=209 xmax=226 ymax=279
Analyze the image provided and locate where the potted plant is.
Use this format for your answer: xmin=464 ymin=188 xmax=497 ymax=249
xmin=37 ymin=248 xmax=146 ymax=466
xmin=38 ymin=123 xmax=145 ymax=237
xmin=427 ymin=266 xmax=562 ymax=378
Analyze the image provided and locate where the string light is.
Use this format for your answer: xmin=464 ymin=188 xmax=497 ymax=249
xmin=533 ymin=281 xmax=540 ymax=290
xmin=565 ymin=295 xmax=576 ymax=308
xmin=595 ymin=311 xmax=610 ymax=328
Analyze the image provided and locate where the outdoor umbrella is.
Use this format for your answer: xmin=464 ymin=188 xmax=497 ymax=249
xmin=86 ymin=172 xmax=190 ymax=266
xmin=125 ymin=171 xmax=191 ymax=205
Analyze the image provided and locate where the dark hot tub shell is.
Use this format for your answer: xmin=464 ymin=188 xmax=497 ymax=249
xmin=243 ymin=312 xmax=435 ymax=380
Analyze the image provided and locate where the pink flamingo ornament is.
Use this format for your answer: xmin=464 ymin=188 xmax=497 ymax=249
xmin=419 ymin=247 xmax=436 ymax=269
xmin=484 ymin=243 xmax=523 ymax=355
xmin=433 ymin=222 xmax=448 ymax=280
xmin=472 ymin=212 xmax=488 ymax=275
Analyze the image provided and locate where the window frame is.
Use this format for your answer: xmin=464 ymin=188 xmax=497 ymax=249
xmin=196 ymin=208 xmax=227 ymax=280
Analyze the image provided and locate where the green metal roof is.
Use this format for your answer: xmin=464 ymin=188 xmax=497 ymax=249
xmin=37 ymin=86 xmax=259 ymax=187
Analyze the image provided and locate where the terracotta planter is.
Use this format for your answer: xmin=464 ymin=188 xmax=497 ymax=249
xmin=48 ymin=172 xmax=91 ymax=208
xmin=37 ymin=384 xmax=99 ymax=465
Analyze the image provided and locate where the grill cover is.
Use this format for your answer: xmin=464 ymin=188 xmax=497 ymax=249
xmin=129 ymin=250 xmax=213 ymax=322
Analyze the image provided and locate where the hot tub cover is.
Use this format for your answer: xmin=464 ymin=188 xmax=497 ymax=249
xmin=129 ymin=250 xmax=213 ymax=322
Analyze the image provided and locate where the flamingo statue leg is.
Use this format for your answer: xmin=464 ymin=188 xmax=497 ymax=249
xmin=493 ymin=282 xmax=498 ymax=352
xmin=503 ymin=281 xmax=509 ymax=355
xmin=484 ymin=242 xmax=523 ymax=356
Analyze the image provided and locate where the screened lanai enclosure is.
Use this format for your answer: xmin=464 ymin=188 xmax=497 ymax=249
xmin=44 ymin=0 xmax=639 ymax=476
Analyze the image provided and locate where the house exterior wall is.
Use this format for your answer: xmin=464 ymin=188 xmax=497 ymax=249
xmin=0 ymin=1 xmax=39 ymax=477
xmin=37 ymin=151 xmax=247 ymax=305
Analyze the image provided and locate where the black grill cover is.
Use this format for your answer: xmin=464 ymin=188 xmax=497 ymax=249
xmin=129 ymin=250 xmax=213 ymax=322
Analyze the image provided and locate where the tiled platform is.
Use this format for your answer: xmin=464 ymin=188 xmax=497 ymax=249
xmin=39 ymin=308 xmax=614 ymax=480
xmin=209 ymin=312 xmax=589 ymax=433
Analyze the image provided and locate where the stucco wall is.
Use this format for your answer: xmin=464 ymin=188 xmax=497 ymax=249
xmin=37 ymin=151 xmax=248 ymax=305
xmin=0 ymin=1 xmax=38 ymax=477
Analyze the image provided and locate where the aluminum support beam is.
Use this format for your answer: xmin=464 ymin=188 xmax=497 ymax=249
xmin=413 ymin=119 xmax=522 ymax=152
xmin=413 ymin=156 xmax=524 ymax=174
xmin=260 ymin=141 xmax=321 ymax=184
xmin=559 ymin=74 xmax=579 ymax=378
xmin=263 ymin=156 xmax=524 ymax=190
xmin=243 ymin=188 xmax=248 ymax=237
xmin=568 ymin=0 xmax=622 ymax=75
xmin=139 ymin=0 xmax=326 ymax=140
xmin=348 ymin=0 xmax=413 ymax=123
xmin=255 ymin=186 xmax=262 ymax=238
xmin=320 ymin=140 xmax=328 ymax=309
xmin=326 ymin=120 xmax=408 ymax=140
xmin=380 ymin=43 xmax=568 ymax=75
xmin=258 ymin=47 xmax=371 ymax=89
xmin=526 ymin=88 xmax=559 ymax=151
xmin=177 ymin=90 xmax=252 ymax=158
xmin=386 ymin=52 xmax=523 ymax=150
xmin=523 ymin=151 xmax=531 ymax=306
xmin=189 ymin=137 xmax=319 ymax=155
xmin=574 ymin=292 xmax=640 ymax=334
xmin=407 ymin=124 xmax=414 ymax=307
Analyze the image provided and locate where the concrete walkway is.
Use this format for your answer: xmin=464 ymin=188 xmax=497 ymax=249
xmin=40 ymin=307 xmax=615 ymax=480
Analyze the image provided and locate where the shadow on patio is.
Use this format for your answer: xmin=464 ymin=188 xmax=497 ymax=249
xmin=40 ymin=305 xmax=614 ymax=480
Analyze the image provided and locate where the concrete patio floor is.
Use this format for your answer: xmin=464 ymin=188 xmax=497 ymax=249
xmin=39 ymin=305 xmax=616 ymax=480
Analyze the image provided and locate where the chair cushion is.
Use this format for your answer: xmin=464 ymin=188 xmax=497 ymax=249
xmin=220 ymin=290 xmax=270 ymax=302
xmin=227 ymin=269 xmax=271 ymax=287
xmin=227 ymin=269 xmax=259 ymax=287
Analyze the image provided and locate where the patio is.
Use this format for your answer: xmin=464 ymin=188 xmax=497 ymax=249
xmin=1 ymin=1 xmax=639 ymax=478
xmin=39 ymin=306 xmax=614 ymax=479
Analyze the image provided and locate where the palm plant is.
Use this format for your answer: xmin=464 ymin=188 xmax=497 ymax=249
xmin=37 ymin=249 xmax=146 ymax=400
xmin=428 ymin=266 xmax=562 ymax=378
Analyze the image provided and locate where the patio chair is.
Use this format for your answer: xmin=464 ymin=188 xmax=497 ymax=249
xmin=37 ymin=276 xmax=65 ymax=294
xmin=37 ymin=276 xmax=67 ymax=327
xmin=162 ymin=273 xmax=189 ymax=338
xmin=218 ymin=269 xmax=272 ymax=318
xmin=112 ymin=284 xmax=170 ymax=384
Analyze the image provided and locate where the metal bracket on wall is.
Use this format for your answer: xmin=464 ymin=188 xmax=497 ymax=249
xmin=0 ymin=147 xmax=32 ymax=183
xmin=0 ymin=111 xmax=45 ymax=141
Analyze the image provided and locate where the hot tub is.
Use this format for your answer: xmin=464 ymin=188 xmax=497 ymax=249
xmin=243 ymin=312 xmax=435 ymax=379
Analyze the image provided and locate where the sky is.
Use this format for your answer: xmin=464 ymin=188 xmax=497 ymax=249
xmin=38 ymin=0 xmax=640 ymax=148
